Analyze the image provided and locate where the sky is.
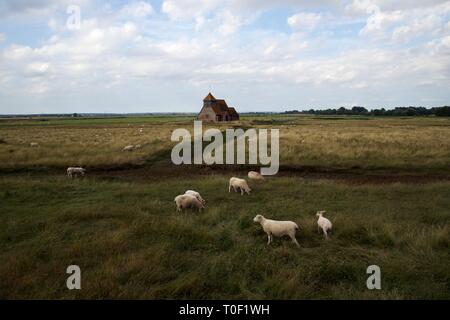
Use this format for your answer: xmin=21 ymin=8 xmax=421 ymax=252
xmin=0 ymin=0 xmax=449 ymax=114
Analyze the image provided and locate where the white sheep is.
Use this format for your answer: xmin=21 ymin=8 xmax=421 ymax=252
xmin=248 ymin=171 xmax=264 ymax=181
xmin=174 ymin=194 xmax=204 ymax=212
xmin=67 ymin=167 xmax=86 ymax=178
xmin=30 ymin=142 xmax=39 ymax=147
xmin=253 ymin=214 xmax=300 ymax=247
xmin=122 ymin=145 xmax=134 ymax=151
xmin=316 ymin=210 xmax=332 ymax=239
xmin=185 ymin=190 xmax=206 ymax=204
xmin=229 ymin=177 xmax=251 ymax=195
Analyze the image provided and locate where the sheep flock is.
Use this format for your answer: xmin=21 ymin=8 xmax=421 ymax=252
xmin=67 ymin=165 xmax=333 ymax=247
xmin=171 ymin=171 xmax=334 ymax=248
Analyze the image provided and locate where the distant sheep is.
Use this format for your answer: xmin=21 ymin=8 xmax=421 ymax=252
xmin=67 ymin=167 xmax=86 ymax=178
xmin=122 ymin=145 xmax=135 ymax=151
xmin=248 ymin=171 xmax=264 ymax=181
xmin=253 ymin=214 xmax=300 ymax=247
xmin=138 ymin=128 xmax=143 ymax=133
xmin=30 ymin=142 xmax=39 ymax=147
xmin=185 ymin=190 xmax=206 ymax=205
xmin=316 ymin=211 xmax=332 ymax=239
xmin=122 ymin=144 xmax=142 ymax=151
xmin=229 ymin=177 xmax=251 ymax=195
xmin=174 ymin=194 xmax=204 ymax=212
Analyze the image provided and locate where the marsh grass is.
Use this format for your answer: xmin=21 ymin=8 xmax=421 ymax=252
xmin=0 ymin=115 xmax=449 ymax=172
xmin=0 ymin=175 xmax=448 ymax=299
xmin=0 ymin=115 xmax=449 ymax=299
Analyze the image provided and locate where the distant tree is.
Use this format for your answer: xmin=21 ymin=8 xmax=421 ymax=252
xmin=434 ymin=106 xmax=450 ymax=117
xmin=283 ymin=105 xmax=446 ymax=116
xmin=351 ymin=106 xmax=368 ymax=114
xmin=337 ymin=107 xmax=347 ymax=115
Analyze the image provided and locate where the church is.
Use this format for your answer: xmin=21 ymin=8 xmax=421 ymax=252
xmin=197 ymin=93 xmax=239 ymax=122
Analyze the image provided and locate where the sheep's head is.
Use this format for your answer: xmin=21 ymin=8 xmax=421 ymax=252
xmin=316 ymin=210 xmax=326 ymax=217
xmin=253 ymin=214 xmax=264 ymax=223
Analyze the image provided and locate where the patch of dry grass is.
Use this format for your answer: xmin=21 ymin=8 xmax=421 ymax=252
xmin=1 ymin=115 xmax=448 ymax=172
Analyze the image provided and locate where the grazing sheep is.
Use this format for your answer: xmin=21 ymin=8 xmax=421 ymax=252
xmin=229 ymin=177 xmax=251 ymax=195
xmin=316 ymin=210 xmax=332 ymax=239
xmin=174 ymin=194 xmax=204 ymax=212
xmin=185 ymin=190 xmax=206 ymax=204
xmin=138 ymin=128 xmax=143 ymax=133
xmin=253 ymin=214 xmax=300 ymax=247
xmin=122 ymin=145 xmax=134 ymax=151
xmin=248 ymin=171 xmax=264 ymax=181
xmin=67 ymin=167 xmax=86 ymax=178
xmin=134 ymin=144 xmax=142 ymax=149
xmin=30 ymin=142 xmax=39 ymax=147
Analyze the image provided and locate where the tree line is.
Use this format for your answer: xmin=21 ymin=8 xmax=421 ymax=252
xmin=284 ymin=106 xmax=450 ymax=117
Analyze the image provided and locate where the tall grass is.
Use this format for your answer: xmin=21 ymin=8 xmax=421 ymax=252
xmin=0 ymin=175 xmax=448 ymax=299
xmin=0 ymin=116 xmax=449 ymax=171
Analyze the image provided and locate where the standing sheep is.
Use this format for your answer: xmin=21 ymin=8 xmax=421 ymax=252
xmin=67 ymin=167 xmax=86 ymax=178
xmin=229 ymin=177 xmax=251 ymax=195
xmin=253 ymin=214 xmax=300 ymax=247
xmin=174 ymin=194 xmax=204 ymax=212
xmin=185 ymin=190 xmax=206 ymax=205
xmin=316 ymin=211 xmax=332 ymax=239
xmin=248 ymin=171 xmax=264 ymax=181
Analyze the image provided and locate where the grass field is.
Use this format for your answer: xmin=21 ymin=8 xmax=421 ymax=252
xmin=0 ymin=115 xmax=449 ymax=299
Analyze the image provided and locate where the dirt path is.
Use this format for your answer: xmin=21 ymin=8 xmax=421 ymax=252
xmin=84 ymin=164 xmax=450 ymax=185
xmin=1 ymin=162 xmax=449 ymax=185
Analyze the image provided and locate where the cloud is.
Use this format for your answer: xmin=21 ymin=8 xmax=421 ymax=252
xmin=118 ymin=1 xmax=154 ymax=19
xmin=359 ymin=6 xmax=404 ymax=37
xmin=0 ymin=0 xmax=89 ymax=19
xmin=0 ymin=0 xmax=449 ymax=111
xmin=287 ymin=12 xmax=323 ymax=31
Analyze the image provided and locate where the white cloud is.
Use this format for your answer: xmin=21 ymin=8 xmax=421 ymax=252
xmin=161 ymin=0 xmax=222 ymax=21
xmin=288 ymin=12 xmax=323 ymax=31
xmin=0 ymin=0 xmax=449 ymax=109
xmin=359 ymin=6 xmax=404 ymax=37
xmin=118 ymin=1 xmax=154 ymax=19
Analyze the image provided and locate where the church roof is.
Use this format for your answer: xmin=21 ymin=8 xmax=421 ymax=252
xmin=203 ymin=92 xmax=216 ymax=101
xmin=228 ymin=107 xmax=239 ymax=116
xmin=214 ymin=100 xmax=229 ymax=113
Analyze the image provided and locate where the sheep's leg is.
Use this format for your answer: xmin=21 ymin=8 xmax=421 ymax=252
xmin=267 ymin=233 xmax=272 ymax=245
xmin=240 ymin=188 xmax=244 ymax=196
xmin=290 ymin=235 xmax=300 ymax=248
xmin=323 ymin=229 xmax=328 ymax=239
